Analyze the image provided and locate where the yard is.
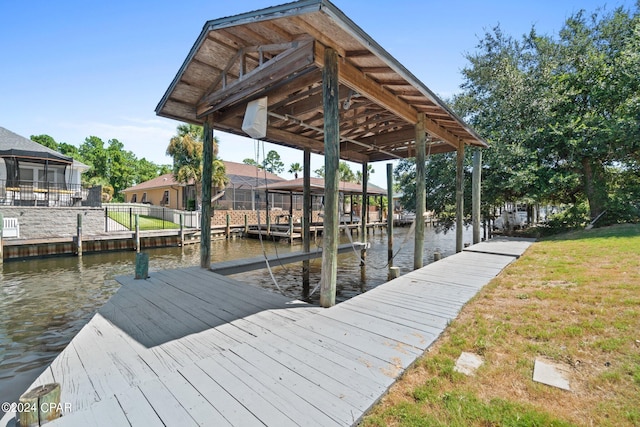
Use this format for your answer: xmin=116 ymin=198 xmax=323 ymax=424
xmin=363 ymin=224 xmax=640 ymax=427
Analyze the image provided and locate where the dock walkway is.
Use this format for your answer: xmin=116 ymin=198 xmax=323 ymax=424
xmin=1 ymin=237 xmax=534 ymax=427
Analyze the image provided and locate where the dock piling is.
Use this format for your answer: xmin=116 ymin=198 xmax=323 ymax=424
xmin=18 ymin=383 xmax=62 ymax=426
xmin=134 ymin=214 xmax=140 ymax=252
xmin=75 ymin=213 xmax=83 ymax=256
xmin=0 ymin=212 xmax=3 ymax=265
xmin=179 ymin=214 xmax=184 ymax=246
xmin=135 ymin=252 xmax=149 ymax=279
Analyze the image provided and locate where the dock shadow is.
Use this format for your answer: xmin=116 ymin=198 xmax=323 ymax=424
xmin=99 ymin=267 xmax=315 ymax=348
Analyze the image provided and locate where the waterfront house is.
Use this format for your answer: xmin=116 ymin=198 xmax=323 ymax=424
xmin=0 ymin=126 xmax=90 ymax=207
xmin=121 ymin=160 xmax=285 ymax=211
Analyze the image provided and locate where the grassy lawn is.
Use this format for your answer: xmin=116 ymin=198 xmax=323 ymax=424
xmin=107 ymin=211 xmax=180 ymax=231
xmin=363 ymin=223 xmax=640 ymax=427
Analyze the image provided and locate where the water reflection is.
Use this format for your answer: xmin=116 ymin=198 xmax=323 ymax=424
xmin=0 ymin=225 xmax=471 ymax=409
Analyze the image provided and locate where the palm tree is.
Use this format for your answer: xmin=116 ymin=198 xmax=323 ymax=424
xmin=211 ymin=158 xmax=229 ymax=198
xmin=166 ymin=123 xmax=220 ymax=206
xmin=355 ymin=164 xmax=375 ymax=184
xmin=288 ymin=162 xmax=302 ymax=179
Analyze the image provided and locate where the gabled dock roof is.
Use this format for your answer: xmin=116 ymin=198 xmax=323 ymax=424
xmin=156 ymin=0 xmax=487 ymax=163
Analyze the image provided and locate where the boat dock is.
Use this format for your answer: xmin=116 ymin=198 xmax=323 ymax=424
xmin=245 ymin=222 xmax=388 ymax=243
xmin=1 ymin=237 xmax=533 ymax=427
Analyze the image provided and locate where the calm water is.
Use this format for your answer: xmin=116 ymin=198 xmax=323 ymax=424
xmin=0 ymin=225 xmax=471 ymax=408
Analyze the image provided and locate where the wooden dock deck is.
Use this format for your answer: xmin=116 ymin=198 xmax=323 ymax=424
xmin=1 ymin=237 xmax=534 ymax=427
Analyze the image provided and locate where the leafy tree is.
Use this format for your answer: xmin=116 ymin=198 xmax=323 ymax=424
xmin=394 ymin=151 xmax=475 ymax=230
xmin=399 ymin=4 xmax=640 ymax=227
xmin=243 ymin=158 xmax=262 ymax=168
xmin=262 ymin=150 xmax=284 ymax=174
xmin=79 ymin=136 xmax=108 ymax=182
xmin=58 ymin=142 xmax=82 ymax=160
xmin=314 ymin=161 xmax=357 ymax=182
xmin=537 ymin=7 xmax=640 ymax=220
xmin=135 ymin=158 xmax=166 ymax=185
xmin=31 ymin=134 xmax=58 ymax=151
xmin=288 ymin=162 xmax=302 ymax=179
xmin=21 ymin=132 xmax=175 ymax=201
xmin=355 ymin=164 xmax=375 ymax=184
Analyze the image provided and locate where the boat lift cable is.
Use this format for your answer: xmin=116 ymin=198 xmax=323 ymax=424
xmin=340 ymin=138 xmax=435 ymax=270
xmin=253 ymin=139 xmax=287 ymax=297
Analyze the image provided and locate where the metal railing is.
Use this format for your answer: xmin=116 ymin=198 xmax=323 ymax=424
xmin=0 ymin=180 xmax=100 ymax=207
xmin=104 ymin=204 xmax=200 ymax=232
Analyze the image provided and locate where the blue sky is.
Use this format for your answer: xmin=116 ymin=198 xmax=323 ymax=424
xmin=1 ymin=0 xmax=634 ymax=187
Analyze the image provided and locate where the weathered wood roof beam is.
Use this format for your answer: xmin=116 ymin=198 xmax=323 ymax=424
xmin=289 ymin=16 xmax=347 ymax=57
xmin=197 ymin=40 xmax=316 ymax=117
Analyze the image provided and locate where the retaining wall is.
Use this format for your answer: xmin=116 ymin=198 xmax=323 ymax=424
xmin=0 ymin=207 xmax=105 ymax=240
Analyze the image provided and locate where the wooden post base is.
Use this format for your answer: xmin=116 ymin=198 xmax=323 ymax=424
xmin=18 ymin=383 xmax=62 ymax=427
xmin=135 ymin=253 xmax=149 ymax=279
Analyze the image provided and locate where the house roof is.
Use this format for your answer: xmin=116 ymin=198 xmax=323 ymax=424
xmin=122 ymin=160 xmax=285 ymax=193
xmin=256 ymin=177 xmax=386 ymax=196
xmin=156 ymin=0 xmax=488 ymax=163
xmin=0 ymin=126 xmax=87 ymax=167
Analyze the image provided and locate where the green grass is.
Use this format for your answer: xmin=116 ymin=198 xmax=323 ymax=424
xmin=107 ymin=212 xmax=180 ymax=230
xmin=362 ymin=223 xmax=640 ymax=427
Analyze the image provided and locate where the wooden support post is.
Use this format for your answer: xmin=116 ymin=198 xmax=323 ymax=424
xmin=179 ymin=214 xmax=184 ymax=246
xmin=18 ymin=383 xmax=62 ymax=427
xmin=389 ymin=266 xmax=400 ymax=279
xmin=434 ymin=252 xmax=442 ymax=261
xmin=244 ymin=214 xmax=249 ymax=234
xmin=266 ymin=214 xmax=271 ymax=236
xmin=472 ymin=149 xmax=482 ymax=245
xmin=288 ymin=214 xmax=294 ymax=244
xmin=134 ymin=214 xmax=140 ymax=252
xmin=320 ymin=47 xmax=339 ymax=308
xmin=135 ymin=252 xmax=149 ymax=279
xmin=386 ymin=164 xmax=394 ymax=275
xmin=76 ymin=213 xmax=83 ymax=256
xmin=225 ymin=213 xmax=231 ymax=238
xmin=289 ymin=191 xmax=293 ymax=217
xmin=456 ymin=142 xmax=465 ymax=253
xmin=302 ymin=148 xmax=311 ymax=299
xmin=349 ymin=195 xmax=354 ymax=224
xmin=414 ymin=112 xmax=426 ymax=269
xmin=0 ymin=212 xmax=3 ymax=265
xmin=200 ymin=116 xmax=214 ymax=268
xmin=360 ymin=162 xmax=368 ymax=286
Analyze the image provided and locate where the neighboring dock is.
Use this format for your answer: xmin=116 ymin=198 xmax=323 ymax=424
xmin=1 ymin=237 xmax=534 ymax=427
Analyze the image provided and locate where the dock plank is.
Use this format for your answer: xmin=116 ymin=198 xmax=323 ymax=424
xmin=229 ymin=344 xmax=356 ymax=426
xmin=2 ymin=237 xmax=533 ymax=427
xmin=211 ymin=350 xmax=339 ymax=427
xmin=154 ymin=371 xmax=233 ymax=427
xmin=195 ymin=357 xmax=300 ymax=427
xmin=47 ymin=395 xmax=130 ymax=427
xmin=178 ymin=363 xmax=265 ymax=427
